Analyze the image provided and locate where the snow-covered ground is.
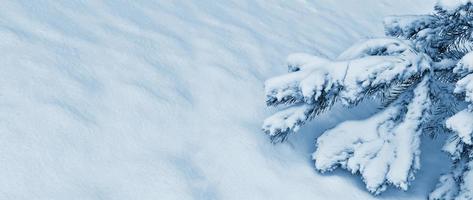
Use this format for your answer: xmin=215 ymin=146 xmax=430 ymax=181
xmin=0 ymin=1 xmax=445 ymax=199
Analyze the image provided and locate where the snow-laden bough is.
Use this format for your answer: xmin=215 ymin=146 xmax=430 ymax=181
xmin=263 ymin=1 xmax=473 ymax=198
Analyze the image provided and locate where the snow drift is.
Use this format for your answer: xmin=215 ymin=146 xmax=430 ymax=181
xmin=0 ymin=0 xmax=439 ymax=199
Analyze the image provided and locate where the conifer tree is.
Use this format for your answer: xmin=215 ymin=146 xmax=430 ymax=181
xmin=263 ymin=1 xmax=473 ymax=198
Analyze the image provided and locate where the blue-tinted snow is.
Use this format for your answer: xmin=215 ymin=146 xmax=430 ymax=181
xmin=0 ymin=1 xmax=445 ymax=199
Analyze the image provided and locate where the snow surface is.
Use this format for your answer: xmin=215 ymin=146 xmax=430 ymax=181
xmin=437 ymin=0 xmax=473 ymax=10
xmin=0 ymin=0 xmax=444 ymax=199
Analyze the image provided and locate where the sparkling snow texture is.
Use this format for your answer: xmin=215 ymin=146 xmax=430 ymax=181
xmin=0 ymin=1 xmax=439 ymax=199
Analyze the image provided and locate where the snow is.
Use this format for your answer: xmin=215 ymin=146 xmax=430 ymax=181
xmin=437 ymin=0 xmax=473 ymax=10
xmin=429 ymin=174 xmax=459 ymax=200
xmin=262 ymin=104 xmax=312 ymax=139
xmin=455 ymin=74 xmax=473 ymax=106
xmin=446 ymin=110 xmax=473 ymax=145
xmin=338 ymin=39 xmax=430 ymax=104
xmin=265 ymin=38 xmax=430 ymax=107
xmin=384 ymin=15 xmax=435 ymax=39
xmin=264 ymin=38 xmax=430 ymax=141
xmin=457 ymin=162 xmax=473 ymax=199
xmin=455 ymin=53 xmax=473 ymax=108
xmin=313 ymin=78 xmax=431 ymax=194
xmin=442 ymin=135 xmax=464 ymax=159
xmin=386 ymin=79 xmax=430 ymax=191
xmin=287 ymin=53 xmax=331 ymax=72
xmin=0 ymin=0 xmax=441 ymax=200
xmin=313 ymin=106 xmax=402 ymax=192
xmin=454 ymin=52 xmax=473 ymax=75
xmin=456 ymin=161 xmax=473 ymax=200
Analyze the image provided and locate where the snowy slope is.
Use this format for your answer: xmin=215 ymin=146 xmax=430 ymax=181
xmin=0 ymin=1 xmax=440 ymax=199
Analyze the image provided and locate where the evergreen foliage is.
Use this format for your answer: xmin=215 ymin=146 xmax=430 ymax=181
xmin=263 ymin=1 xmax=473 ymax=198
